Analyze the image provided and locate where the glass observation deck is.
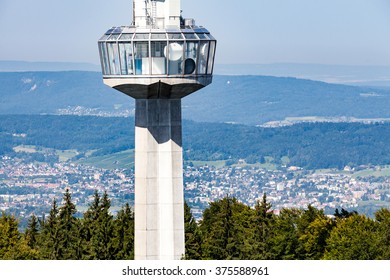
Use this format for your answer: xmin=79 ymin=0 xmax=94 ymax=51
xmin=98 ymin=25 xmax=216 ymax=99
xmin=98 ymin=26 xmax=216 ymax=77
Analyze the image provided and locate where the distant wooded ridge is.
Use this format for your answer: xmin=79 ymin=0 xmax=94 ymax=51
xmin=0 ymin=115 xmax=389 ymax=170
xmin=1 ymin=71 xmax=390 ymax=125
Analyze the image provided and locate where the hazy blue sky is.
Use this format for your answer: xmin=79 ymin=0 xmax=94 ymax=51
xmin=1 ymin=0 xmax=390 ymax=66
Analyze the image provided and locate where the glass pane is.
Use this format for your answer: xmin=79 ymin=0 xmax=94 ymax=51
xmin=134 ymin=42 xmax=150 ymax=75
xmin=119 ymin=34 xmax=134 ymax=41
xmin=135 ymin=33 xmax=150 ymax=40
xmin=107 ymin=34 xmax=120 ymax=41
xmin=184 ymin=33 xmax=197 ymax=40
xmin=167 ymin=42 xmax=184 ymax=75
xmin=151 ymin=33 xmax=167 ymax=40
xmin=105 ymin=28 xmax=115 ymax=35
xmin=196 ymin=33 xmax=208 ymax=40
xmin=207 ymin=34 xmax=216 ymax=40
xmin=184 ymin=41 xmax=198 ymax=74
xmin=151 ymin=42 xmax=167 ymax=75
xmin=119 ymin=43 xmax=134 ymax=75
xmin=168 ymin=33 xmax=183 ymax=40
xmin=99 ymin=43 xmax=109 ymax=75
xmin=207 ymin=41 xmax=216 ymax=74
xmin=99 ymin=34 xmax=110 ymax=41
xmin=112 ymin=27 xmax=123 ymax=34
xmin=107 ymin=43 xmax=120 ymax=75
xmin=198 ymin=41 xmax=209 ymax=74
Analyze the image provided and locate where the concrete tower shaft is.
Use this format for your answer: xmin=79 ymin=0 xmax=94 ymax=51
xmin=134 ymin=99 xmax=184 ymax=259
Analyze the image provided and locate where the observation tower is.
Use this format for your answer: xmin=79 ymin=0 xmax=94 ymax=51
xmin=98 ymin=0 xmax=216 ymax=260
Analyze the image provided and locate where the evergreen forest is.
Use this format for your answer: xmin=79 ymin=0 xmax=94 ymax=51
xmin=1 ymin=190 xmax=389 ymax=260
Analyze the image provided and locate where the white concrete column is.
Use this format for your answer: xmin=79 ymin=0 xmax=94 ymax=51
xmin=134 ymin=99 xmax=185 ymax=260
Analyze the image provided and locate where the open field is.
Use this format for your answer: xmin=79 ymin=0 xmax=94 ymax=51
xmin=75 ymin=149 xmax=135 ymax=169
xmin=353 ymin=166 xmax=390 ymax=178
xmin=188 ymin=160 xmax=226 ymax=168
xmin=13 ymin=145 xmax=38 ymax=153
xmin=55 ymin=149 xmax=79 ymax=162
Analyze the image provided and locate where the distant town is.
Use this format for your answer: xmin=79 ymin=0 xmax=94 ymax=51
xmin=1 ymin=155 xmax=389 ymax=225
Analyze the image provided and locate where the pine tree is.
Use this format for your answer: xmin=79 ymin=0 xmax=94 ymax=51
xmin=231 ymin=199 xmax=256 ymax=259
xmin=253 ymin=193 xmax=274 ymax=259
xmin=57 ymin=189 xmax=80 ymax=259
xmin=113 ymin=203 xmax=134 ymax=259
xmin=83 ymin=191 xmax=116 ymax=259
xmin=0 ymin=212 xmax=38 ymax=259
xmin=82 ymin=190 xmax=101 ymax=259
xmin=0 ymin=212 xmax=21 ymax=259
xmin=25 ymin=214 xmax=39 ymax=250
xmin=40 ymin=199 xmax=61 ymax=259
xmin=268 ymin=208 xmax=302 ymax=259
xmin=184 ymin=201 xmax=202 ymax=259
xmin=91 ymin=191 xmax=115 ymax=259
xmin=200 ymin=197 xmax=233 ymax=259
xmin=375 ymin=208 xmax=390 ymax=259
xmin=200 ymin=196 xmax=255 ymax=260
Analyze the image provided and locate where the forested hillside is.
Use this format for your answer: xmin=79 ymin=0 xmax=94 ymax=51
xmin=1 ymin=191 xmax=389 ymax=260
xmin=1 ymin=72 xmax=390 ymax=125
xmin=0 ymin=115 xmax=389 ymax=169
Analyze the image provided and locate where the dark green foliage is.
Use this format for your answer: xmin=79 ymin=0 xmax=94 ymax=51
xmin=112 ymin=203 xmax=134 ymax=260
xmin=375 ymin=208 xmax=390 ymax=259
xmin=193 ymin=198 xmax=390 ymax=260
xmin=35 ymin=190 xmax=135 ymax=260
xmin=56 ymin=189 xmax=80 ymax=259
xmin=1 ymin=192 xmax=389 ymax=260
xmin=298 ymin=215 xmax=334 ymax=260
xmin=267 ymin=208 xmax=302 ymax=259
xmin=184 ymin=201 xmax=202 ymax=259
xmin=0 ymin=133 xmax=14 ymax=155
xmin=253 ymin=194 xmax=274 ymax=259
xmin=39 ymin=199 xmax=61 ymax=259
xmin=1 ymin=115 xmax=389 ymax=169
xmin=0 ymin=212 xmax=22 ymax=258
xmin=324 ymin=214 xmax=381 ymax=260
xmin=0 ymin=115 xmax=135 ymax=155
xmin=334 ymin=208 xmax=358 ymax=219
xmin=89 ymin=192 xmax=116 ymax=259
xmin=81 ymin=190 xmax=101 ymax=258
xmin=0 ymin=212 xmax=39 ymax=259
xmin=200 ymin=197 xmax=255 ymax=260
xmin=25 ymin=214 xmax=39 ymax=249
xmin=76 ymin=192 xmax=135 ymax=260
xmin=296 ymin=206 xmax=334 ymax=259
xmin=183 ymin=121 xmax=390 ymax=169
